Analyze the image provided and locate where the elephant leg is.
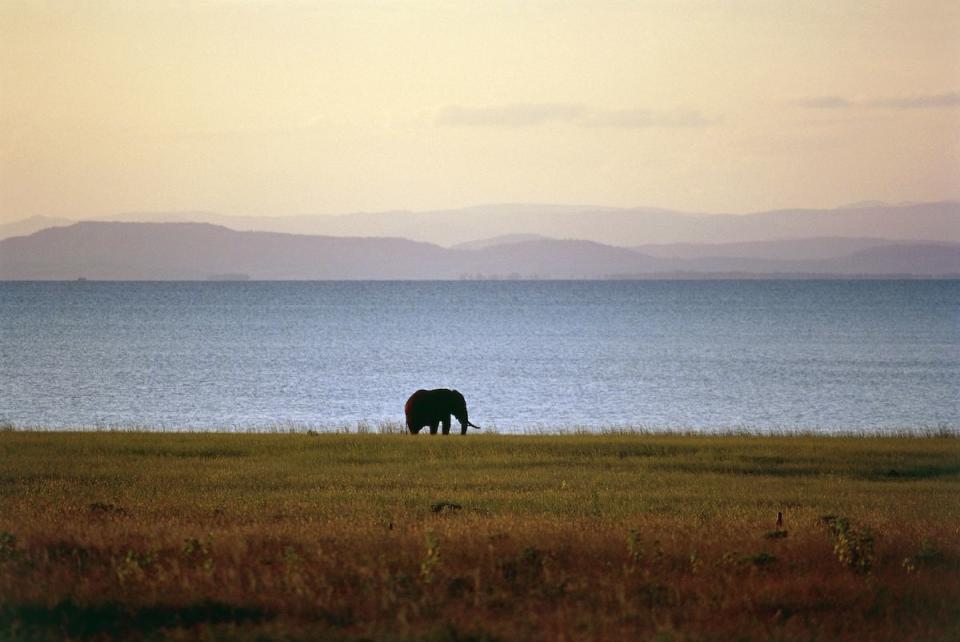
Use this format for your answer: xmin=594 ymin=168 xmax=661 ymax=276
xmin=461 ymin=423 xmax=468 ymax=435
xmin=441 ymin=415 xmax=451 ymax=435
xmin=429 ymin=422 xmax=439 ymax=435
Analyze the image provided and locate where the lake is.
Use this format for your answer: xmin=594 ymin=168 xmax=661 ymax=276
xmin=1 ymin=280 xmax=957 ymax=432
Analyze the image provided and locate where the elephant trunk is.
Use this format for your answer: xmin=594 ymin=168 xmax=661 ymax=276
xmin=467 ymin=421 xmax=481 ymax=430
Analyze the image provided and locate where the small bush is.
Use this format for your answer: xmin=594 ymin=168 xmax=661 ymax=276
xmin=625 ymin=528 xmax=643 ymax=572
xmin=822 ymin=515 xmax=874 ymax=573
xmin=498 ymin=546 xmax=546 ymax=588
xmin=743 ymin=552 xmax=777 ymax=567
xmin=89 ymin=502 xmax=127 ymax=517
xmin=0 ymin=532 xmax=16 ymax=560
xmin=903 ymin=538 xmax=945 ymax=573
xmin=421 ymin=532 xmax=441 ymax=585
xmin=431 ymin=501 xmax=463 ymax=514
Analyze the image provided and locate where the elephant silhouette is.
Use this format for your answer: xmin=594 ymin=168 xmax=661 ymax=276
xmin=404 ymin=388 xmax=481 ymax=435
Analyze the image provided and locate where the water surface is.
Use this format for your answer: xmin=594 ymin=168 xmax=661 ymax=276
xmin=1 ymin=281 xmax=957 ymax=432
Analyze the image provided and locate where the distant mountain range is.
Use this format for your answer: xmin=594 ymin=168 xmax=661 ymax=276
xmin=3 ymin=200 xmax=958 ymax=246
xmin=0 ymin=215 xmax=74 ymax=241
xmin=1 ymin=221 xmax=957 ymax=280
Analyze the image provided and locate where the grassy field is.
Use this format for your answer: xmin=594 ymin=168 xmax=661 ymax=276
xmin=0 ymin=431 xmax=958 ymax=641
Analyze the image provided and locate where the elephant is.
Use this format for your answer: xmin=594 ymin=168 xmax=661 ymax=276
xmin=404 ymin=389 xmax=481 ymax=435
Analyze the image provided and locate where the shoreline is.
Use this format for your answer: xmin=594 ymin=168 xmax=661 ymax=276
xmin=2 ymin=423 xmax=957 ymax=438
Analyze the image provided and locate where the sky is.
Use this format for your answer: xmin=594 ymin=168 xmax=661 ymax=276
xmin=1 ymin=0 xmax=959 ymax=225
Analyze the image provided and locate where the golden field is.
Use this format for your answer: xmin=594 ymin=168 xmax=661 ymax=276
xmin=0 ymin=431 xmax=957 ymax=641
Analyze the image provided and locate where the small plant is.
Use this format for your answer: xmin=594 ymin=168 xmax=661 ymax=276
xmin=446 ymin=576 xmax=472 ymax=599
xmin=499 ymin=546 xmax=546 ymax=586
xmin=115 ymin=549 xmax=157 ymax=584
xmin=625 ymin=529 xmax=643 ymax=573
xmin=823 ymin=516 xmax=875 ymax=573
xmin=421 ymin=532 xmax=441 ymax=585
xmin=0 ymin=532 xmax=16 ymax=560
xmin=688 ymin=551 xmax=704 ymax=574
xmin=519 ymin=546 xmax=543 ymax=568
xmin=89 ymin=502 xmax=127 ymax=516
xmin=903 ymin=538 xmax=945 ymax=573
xmin=743 ymin=552 xmax=777 ymax=567
xmin=431 ymin=501 xmax=462 ymax=514
xmin=182 ymin=537 xmax=210 ymax=558
xmin=182 ymin=537 xmax=215 ymax=572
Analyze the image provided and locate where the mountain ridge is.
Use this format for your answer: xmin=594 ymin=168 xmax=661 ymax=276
xmin=3 ymin=200 xmax=957 ymax=246
xmin=1 ymin=221 xmax=957 ymax=280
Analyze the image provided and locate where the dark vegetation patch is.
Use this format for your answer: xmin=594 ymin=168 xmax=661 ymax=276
xmin=651 ymin=461 xmax=823 ymax=478
xmin=115 ymin=446 xmax=246 ymax=458
xmin=615 ymin=444 xmax=694 ymax=459
xmin=431 ymin=501 xmax=463 ymax=514
xmin=88 ymin=502 xmax=127 ymax=516
xmin=1 ymin=600 xmax=271 ymax=639
xmin=742 ymin=552 xmax=777 ymax=567
xmin=530 ymin=442 xmax=696 ymax=460
xmin=0 ymin=532 xmax=16 ymax=560
xmin=873 ymin=463 xmax=960 ymax=480
xmin=498 ymin=546 xmax=547 ymax=592
xmin=651 ymin=446 xmax=960 ymax=481
xmin=903 ymin=538 xmax=948 ymax=573
xmin=42 ymin=541 xmax=103 ymax=566
xmin=417 ymin=624 xmax=502 ymax=642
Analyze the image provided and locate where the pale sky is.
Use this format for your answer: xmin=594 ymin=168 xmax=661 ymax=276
xmin=1 ymin=0 xmax=959 ymax=224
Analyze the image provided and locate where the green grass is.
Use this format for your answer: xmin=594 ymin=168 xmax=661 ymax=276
xmin=1 ymin=431 xmax=958 ymax=640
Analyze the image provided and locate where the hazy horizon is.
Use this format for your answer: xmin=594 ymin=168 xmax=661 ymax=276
xmin=9 ymin=196 xmax=960 ymax=224
xmin=3 ymin=1 xmax=959 ymax=227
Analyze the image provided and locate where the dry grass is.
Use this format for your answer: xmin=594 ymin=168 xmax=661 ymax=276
xmin=0 ymin=431 xmax=958 ymax=640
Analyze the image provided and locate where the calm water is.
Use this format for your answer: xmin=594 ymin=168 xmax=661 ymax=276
xmin=1 ymin=281 xmax=957 ymax=432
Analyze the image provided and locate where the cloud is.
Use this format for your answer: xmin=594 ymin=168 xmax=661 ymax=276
xmin=582 ymin=109 xmax=714 ymax=128
xmin=436 ymin=103 xmax=714 ymax=129
xmin=865 ymin=92 xmax=960 ymax=109
xmin=436 ymin=103 xmax=587 ymax=127
xmin=793 ymin=96 xmax=853 ymax=109
xmin=796 ymin=91 xmax=959 ymax=110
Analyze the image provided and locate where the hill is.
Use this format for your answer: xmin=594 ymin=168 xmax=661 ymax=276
xmin=4 ymin=201 xmax=957 ymax=247
xmin=0 ymin=222 xmax=454 ymax=280
xmin=0 ymin=215 xmax=73 ymax=241
xmin=453 ymin=233 xmax=552 ymax=250
xmin=1 ymin=221 xmax=958 ymax=280
xmin=630 ymin=237 xmax=903 ymax=261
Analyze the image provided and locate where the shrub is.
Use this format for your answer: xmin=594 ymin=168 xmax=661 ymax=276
xmin=0 ymin=532 xmax=16 ymax=560
xmin=743 ymin=552 xmax=777 ymax=567
xmin=421 ymin=532 xmax=441 ymax=585
xmin=823 ymin=515 xmax=875 ymax=573
xmin=903 ymin=538 xmax=945 ymax=573
xmin=625 ymin=528 xmax=643 ymax=573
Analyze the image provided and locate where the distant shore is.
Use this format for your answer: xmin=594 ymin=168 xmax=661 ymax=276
xmin=1 ymin=422 xmax=957 ymax=437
